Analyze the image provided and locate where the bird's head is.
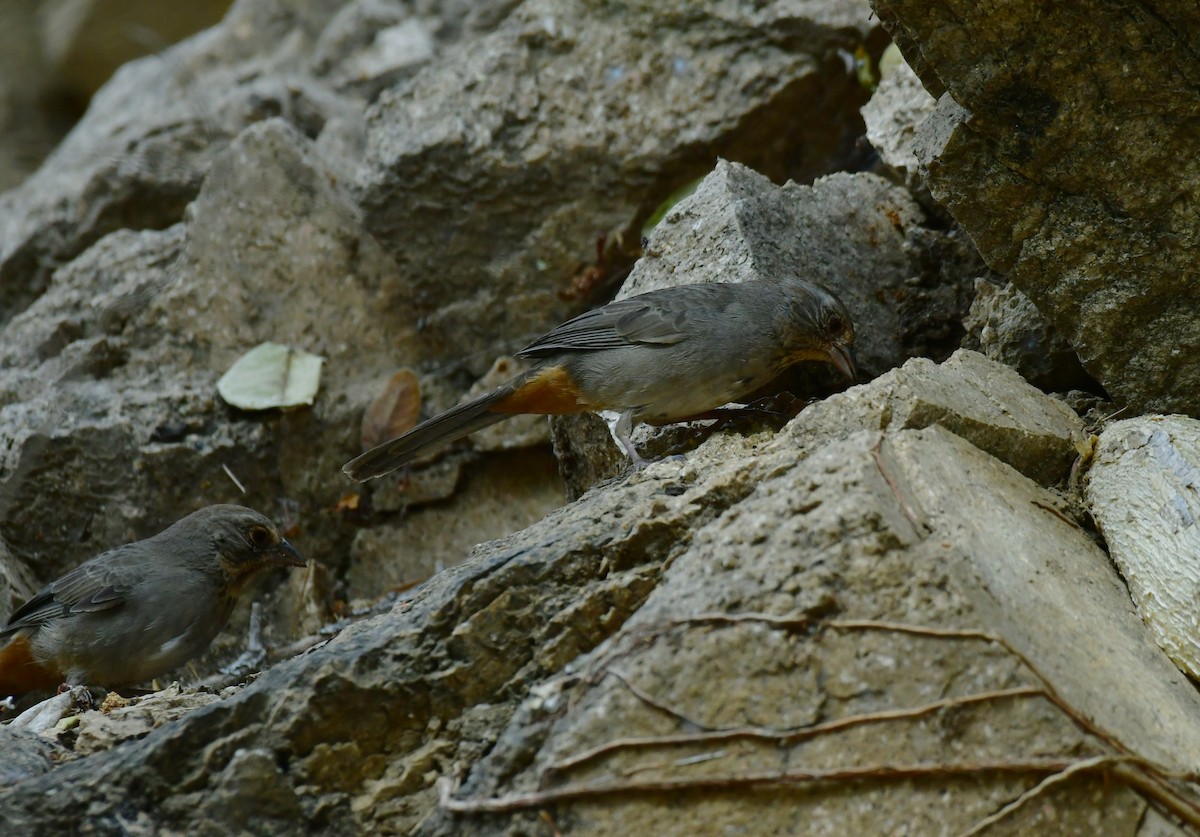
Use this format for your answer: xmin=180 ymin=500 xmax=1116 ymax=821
xmin=778 ymin=279 xmax=857 ymax=380
xmin=184 ymin=505 xmax=306 ymax=585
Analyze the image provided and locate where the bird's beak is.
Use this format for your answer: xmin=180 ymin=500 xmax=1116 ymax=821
xmin=827 ymin=343 xmax=858 ymax=382
xmin=268 ymin=538 xmax=307 ymax=568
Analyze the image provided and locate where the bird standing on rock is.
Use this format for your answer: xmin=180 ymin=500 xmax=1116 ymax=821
xmin=0 ymin=505 xmax=305 ymax=698
xmin=344 ymin=278 xmax=856 ymax=481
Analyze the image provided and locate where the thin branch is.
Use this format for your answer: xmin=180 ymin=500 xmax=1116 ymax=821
xmin=603 ymin=667 xmax=716 ymax=729
xmin=549 ymin=686 xmax=1045 ymax=778
xmin=222 ymin=463 xmax=247 ymax=494
xmin=957 ymin=755 xmax=1116 ymax=837
xmin=442 ymin=758 xmax=1101 ymax=814
xmin=869 ymin=434 xmax=928 ymax=534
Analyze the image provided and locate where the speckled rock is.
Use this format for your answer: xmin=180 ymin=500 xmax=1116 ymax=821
xmin=1087 ymin=415 xmax=1200 ymax=680
xmin=962 ymin=278 xmax=1097 ymax=393
xmin=874 ymin=0 xmax=1200 ymax=417
xmin=3 ymin=352 xmax=1192 ymax=836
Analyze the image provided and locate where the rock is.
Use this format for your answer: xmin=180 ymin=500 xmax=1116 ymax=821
xmin=346 ymin=449 xmax=564 ymax=599
xmin=617 ymin=161 xmax=943 ymax=379
xmin=786 ymin=349 xmax=1086 ymax=486
xmin=962 ymin=278 xmax=1098 ymax=393
xmin=425 ymin=424 xmax=1187 ymax=835
xmin=860 ymin=49 xmax=935 ymax=199
xmin=0 ymin=726 xmax=58 ymax=787
xmin=873 ymin=0 xmax=1200 ymax=417
xmin=0 ymin=0 xmax=358 ymax=329
xmin=356 ymin=0 xmax=876 ymax=365
xmin=6 ymin=0 xmax=1192 ymax=831
xmin=41 ymin=0 xmax=234 ymax=101
xmin=1086 ymin=415 xmax=1200 ymax=680
xmin=0 ymin=120 xmax=389 ymax=585
xmin=199 ymin=747 xmax=304 ymax=825
xmin=65 ymin=685 xmax=226 ymax=758
xmin=1 ymin=0 xmax=886 ymax=625
xmin=4 ymin=352 xmax=1187 ymax=836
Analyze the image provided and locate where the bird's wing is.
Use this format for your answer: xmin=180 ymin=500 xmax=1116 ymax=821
xmin=519 ymin=284 xmax=733 ymax=358
xmin=0 ymin=546 xmax=140 ymax=638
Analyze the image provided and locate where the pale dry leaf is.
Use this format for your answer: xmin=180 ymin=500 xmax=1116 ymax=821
xmin=217 ymin=342 xmax=323 ymax=410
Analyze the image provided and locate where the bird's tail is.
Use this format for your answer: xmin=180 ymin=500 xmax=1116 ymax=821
xmin=343 ymin=380 xmax=521 ymax=482
xmin=0 ymin=634 xmax=62 ymax=698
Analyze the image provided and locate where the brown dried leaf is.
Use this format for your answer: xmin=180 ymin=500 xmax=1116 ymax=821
xmin=361 ymin=369 xmax=421 ymax=451
xmin=333 ymin=493 xmax=360 ymax=513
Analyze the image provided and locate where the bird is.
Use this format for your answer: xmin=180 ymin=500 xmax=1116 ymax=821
xmin=0 ymin=505 xmax=305 ymax=698
xmin=344 ymin=278 xmax=856 ymax=482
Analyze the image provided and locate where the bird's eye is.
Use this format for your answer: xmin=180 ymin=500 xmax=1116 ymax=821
xmin=826 ymin=314 xmax=844 ymax=335
xmin=248 ymin=526 xmax=273 ymax=549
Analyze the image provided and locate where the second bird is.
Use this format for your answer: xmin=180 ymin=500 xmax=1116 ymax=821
xmin=0 ymin=505 xmax=305 ymax=698
xmin=344 ymin=277 xmax=856 ymax=482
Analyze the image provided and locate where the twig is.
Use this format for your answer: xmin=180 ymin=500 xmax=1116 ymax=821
xmin=579 ymin=616 xmax=1200 ymax=827
xmin=548 ymin=686 xmax=1045 ymax=778
xmin=619 ymin=750 xmax=729 ymax=779
xmin=441 ymin=757 xmax=1101 ymax=814
xmin=824 ymin=620 xmax=1127 ymax=756
xmin=656 ymin=611 xmax=819 ymax=631
xmin=819 ymin=619 xmax=1200 ymax=827
xmin=222 ymin=463 xmax=247 ymax=494
xmin=869 ymin=434 xmax=928 ymax=534
xmin=957 ymin=755 xmax=1118 ymax=837
xmin=1030 ymin=500 xmax=1078 ymax=529
xmin=604 ymin=667 xmax=717 ymax=730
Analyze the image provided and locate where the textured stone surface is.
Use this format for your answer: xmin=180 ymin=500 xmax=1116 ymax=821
xmin=0 ymin=0 xmax=885 ymax=628
xmin=962 ymin=278 xmax=1096 ymax=393
xmin=354 ymin=0 xmax=876 ymax=364
xmin=874 ymin=0 xmax=1200 ymax=416
xmin=4 ymin=1 xmax=1197 ymax=834
xmin=423 ymin=425 xmax=1184 ymax=835
xmin=860 ymin=50 xmax=935 ymax=198
xmin=2 ymin=353 xmax=1190 ymax=836
xmin=1087 ymin=415 xmax=1200 ymax=680
xmin=785 ymin=349 xmax=1087 ymax=486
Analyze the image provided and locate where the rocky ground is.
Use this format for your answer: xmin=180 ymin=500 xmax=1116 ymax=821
xmin=1 ymin=1 xmax=1198 ymax=835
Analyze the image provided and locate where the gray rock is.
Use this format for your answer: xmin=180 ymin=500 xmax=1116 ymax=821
xmin=0 ymin=0 xmax=358 ymax=329
xmin=962 ymin=277 xmax=1096 ymax=393
xmin=355 ymin=0 xmax=876 ymax=366
xmin=874 ymin=0 xmax=1200 ymax=416
xmin=5 ymin=352 xmax=1185 ymax=836
xmin=0 ymin=726 xmax=58 ymax=787
xmin=427 ymin=424 xmax=1185 ymax=835
xmin=621 ymin=161 xmax=975 ymax=378
xmin=860 ymin=50 xmax=935 ymax=198
xmin=1087 ymin=415 xmax=1200 ymax=679
xmin=0 ymin=0 xmax=889 ymax=699
xmin=786 ymin=349 xmax=1086 ymax=486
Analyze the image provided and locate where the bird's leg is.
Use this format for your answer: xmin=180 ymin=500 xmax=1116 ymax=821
xmin=613 ymin=410 xmax=652 ymax=468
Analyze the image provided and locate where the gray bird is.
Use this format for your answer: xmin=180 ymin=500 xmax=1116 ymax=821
xmin=344 ymin=278 xmax=855 ymax=481
xmin=0 ymin=505 xmax=305 ymax=696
